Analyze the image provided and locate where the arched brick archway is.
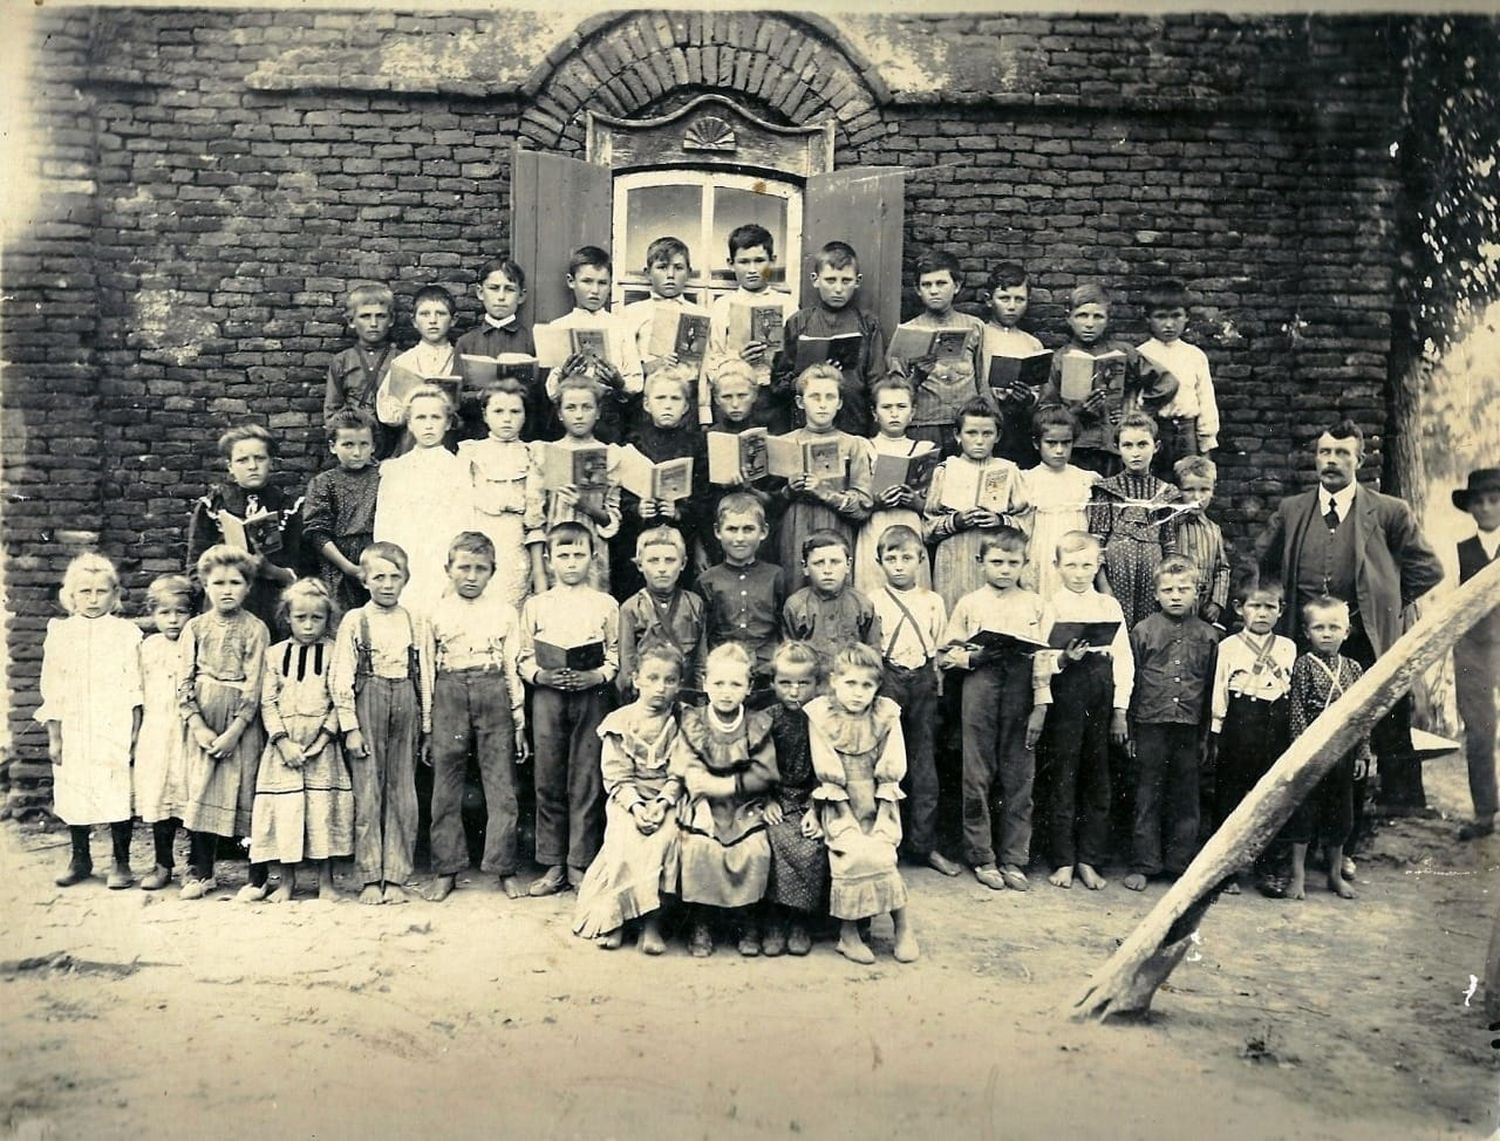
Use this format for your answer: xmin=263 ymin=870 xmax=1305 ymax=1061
xmin=517 ymin=11 xmax=888 ymax=156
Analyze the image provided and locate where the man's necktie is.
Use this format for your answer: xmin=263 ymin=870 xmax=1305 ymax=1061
xmin=1324 ymin=502 xmax=1339 ymax=531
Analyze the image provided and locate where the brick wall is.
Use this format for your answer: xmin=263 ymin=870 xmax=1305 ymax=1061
xmin=2 ymin=8 xmax=1424 ymax=807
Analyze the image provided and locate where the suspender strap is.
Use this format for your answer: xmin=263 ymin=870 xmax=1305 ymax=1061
xmin=881 ymin=587 xmax=932 ymax=662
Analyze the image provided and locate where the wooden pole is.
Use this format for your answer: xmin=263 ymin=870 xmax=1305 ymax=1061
xmin=1070 ymin=556 xmax=1500 ymax=1022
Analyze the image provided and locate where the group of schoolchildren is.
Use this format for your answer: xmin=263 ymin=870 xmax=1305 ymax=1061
xmin=38 ymin=220 xmax=1407 ymax=967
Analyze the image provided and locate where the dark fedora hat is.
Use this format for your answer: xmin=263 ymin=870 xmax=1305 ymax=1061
xmin=1452 ymin=468 xmax=1500 ymax=511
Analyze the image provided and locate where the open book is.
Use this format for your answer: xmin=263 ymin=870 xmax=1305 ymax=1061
xmin=727 ymin=299 xmax=786 ymax=352
xmin=1047 ymin=620 xmax=1120 ymax=649
xmin=937 ymin=461 xmax=1014 ymax=514
xmin=792 ymin=332 xmax=863 ymax=372
xmin=647 ymin=309 xmax=711 ymax=369
xmin=459 ymin=353 xmax=539 ymax=389
xmin=986 ymin=348 xmax=1052 ymax=392
xmin=944 ymin=628 xmax=1049 ymax=665
xmin=870 ymin=446 xmax=939 ymax=497
xmin=766 ymin=435 xmax=846 ymax=491
xmin=1058 ymin=350 xmax=1127 ymax=403
xmin=534 ymin=324 xmax=613 ymax=369
xmin=615 ymin=446 xmax=694 ymax=502
xmin=387 ymin=365 xmax=462 ymax=411
xmin=888 ymin=324 xmax=971 ymax=368
xmin=707 ymin=428 xmax=770 ymax=485
xmin=539 ymin=442 xmax=611 ymax=491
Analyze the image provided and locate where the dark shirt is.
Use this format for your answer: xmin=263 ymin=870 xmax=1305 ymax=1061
xmin=696 ymin=559 xmax=787 ymax=674
xmin=454 ymin=320 xmax=549 ymax=442
xmin=1128 ymin=611 xmax=1219 ymax=725
xmin=772 ymin=304 xmax=888 ymax=435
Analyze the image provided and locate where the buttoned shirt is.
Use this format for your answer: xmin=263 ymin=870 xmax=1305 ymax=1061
xmin=696 ymin=559 xmax=787 ymax=670
xmin=1035 ymin=587 xmax=1134 ymax=708
xmin=942 ymin=585 xmax=1044 ymax=667
xmin=1128 ymin=611 xmax=1219 ymax=726
xmin=424 ymin=590 xmax=524 ymax=712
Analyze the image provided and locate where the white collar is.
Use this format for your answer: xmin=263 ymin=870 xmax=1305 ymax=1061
xmin=1479 ymin=529 xmax=1500 ymax=561
xmin=484 ymin=314 xmax=516 ymax=331
xmin=1319 ymin=482 xmax=1356 ymax=518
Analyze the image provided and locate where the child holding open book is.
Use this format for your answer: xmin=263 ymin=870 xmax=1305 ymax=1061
xmin=773 ymin=364 xmax=874 ymax=587
xmin=532 ymin=374 xmax=622 ymax=592
xmin=1038 ymin=284 xmax=1177 ymax=476
xmin=978 ymin=262 xmax=1048 ymax=466
xmin=620 ymin=237 xmax=711 ymax=396
xmin=381 ymin=285 xmax=460 ymax=456
xmin=923 ymin=399 xmax=1029 ymax=615
xmin=454 ymin=257 xmax=546 ymax=442
xmin=855 ymin=377 xmax=936 ymax=596
xmin=705 ymin=223 xmax=796 ymax=427
xmin=887 ymin=250 xmax=986 ymax=455
xmin=772 ymin=240 xmax=888 ymax=436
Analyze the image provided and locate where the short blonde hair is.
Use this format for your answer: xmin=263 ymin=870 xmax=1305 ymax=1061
xmin=794 ymin=363 xmax=843 ymax=397
xmin=705 ymin=641 xmax=753 ymax=680
xmin=643 ymin=364 xmax=695 ymax=401
xmin=403 ymin=383 xmax=453 ymax=422
xmin=59 ymin=552 xmax=122 ymax=615
xmin=277 ymin=577 xmax=336 ymax=627
xmin=196 ymin=544 xmax=259 ymax=583
xmin=635 ymin=526 xmax=686 ymax=561
xmin=1055 ymin=530 xmax=1102 ymax=562
xmin=145 ymin=573 xmax=194 ymax=611
xmin=709 ymin=358 xmax=755 ymax=394
xmin=828 ymin=643 xmax=883 ymax=682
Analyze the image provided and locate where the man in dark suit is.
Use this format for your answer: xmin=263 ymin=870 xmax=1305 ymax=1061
xmin=1452 ymin=468 xmax=1500 ymax=839
xmin=1257 ymin=419 xmax=1444 ymax=821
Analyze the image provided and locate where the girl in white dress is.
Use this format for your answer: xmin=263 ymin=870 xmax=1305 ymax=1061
xmin=1020 ymin=406 xmax=1098 ymax=601
xmin=133 ymin=574 xmax=194 ymax=891
xmin=854 ymin=377 xmax=936 ymax=597
xmin=458 ymin=382 xmax=544 ymax=610
xmin=35 ymin=553 xmax=143 ymax=889
xmin=373 ymin=384 xmax=472 ymax=617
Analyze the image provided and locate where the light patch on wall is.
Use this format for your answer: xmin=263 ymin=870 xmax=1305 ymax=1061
xmin=132 ymin=290 xmax=220 ymax=366
xmin=838 ymin=15 xmax=950 ymax=97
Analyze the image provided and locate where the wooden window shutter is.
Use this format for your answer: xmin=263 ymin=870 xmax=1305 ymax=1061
xmin=510 ymin=149 xmax=614 ymax=326
xmin=801 ymin=167 xmax=907 ymax=343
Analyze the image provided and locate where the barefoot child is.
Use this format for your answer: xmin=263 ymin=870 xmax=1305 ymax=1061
xmin=855 ymin=377 xmax=936 ymax=597
xmin=1209 ymin=577 xmax=1295 ymax=891
xmin=573 ymin=644 xmax=687 ymax=953
xmin=251 ymin=579 xmax=355 ymax=903
xmin=178 ymin=546 xmax=271 ymax=900
xmin=1285 ymin=596 xmax=1369 ymax=902
xmin=133 ymin=574 xmax=193 ymax=891
xmin=1026 ymin=532 xmax=1133 ymax=891
xmin=763 ymin=642 xmax=830 ymax=956
xmin=458 ymin=382 xmax=544 ymax=611
xmin=672 ymin=643 xmax=779 ymax=957
xmin=870 ymin=525 xmax=956 ymax=877
xmin=1123 ymin=556 xmax=1219 ymax=892
xmin=939 ymin=527 xmax=1045 ymax=891
xmin=422 ymin=532 xmax=529 ymax=903
xmin=518 ymin=522 xmax=621 ymax=896
xmin=330 ymin=542 xmax=433 ymax=905
xmin=806 ymin=644 xmax=919 ymax=964
xmin=36 ymin=553 xmax=143 ymax=889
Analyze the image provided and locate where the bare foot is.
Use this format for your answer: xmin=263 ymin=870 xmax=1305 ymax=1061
xmin=318 ymin=880 xmax=341 ymax=902
xmin=1223 ymin=880 xmax=1241 ymax=895
xmin=1123 ymin=872 xmax=1147 ymax=892
xmin=499 ymin=875 xmax=524 ymax=900
xmin=1286 ymin=873 xmax=1306 ymax=901
xmin=1327 ymin=873 xmax=1357 ymax=900
xmin=422 ymin=874 xmax=455 ymax=903
xmin=836 ymin=926 xmax=876 ymax=965
xmin=236 ymin=882 xmax=271 ymax=904
xmin=566 ymin=865 xmax=586 ymax=888
xmin=892 ymin=923 xmax=920 ymax=964
xmin=1077 ymin=863 xmax=1107 ymax=891
xmin=596 ymin=928 xmax=624 ymax=950
xmin=383 ymin=883 xmax=409 ymax=905
xmin=1049 ymin=865 xmax=1075 ymax=889
xmin=639 ymin=916 xmax=666 ymax=956
xmin=926 ymin=851 xmax=963 ymax=877
xmin=267 ymin=883 xmax=293 ymax=904
xmin=358 ymin=884 xmax=384 ymax=905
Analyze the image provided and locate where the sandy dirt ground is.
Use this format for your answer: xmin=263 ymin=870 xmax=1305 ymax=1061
xmin=1 ymin=754 xmax=1496 ymax=1141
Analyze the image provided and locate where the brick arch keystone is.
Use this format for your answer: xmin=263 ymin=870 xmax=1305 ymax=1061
xmin=517 ymin=11 xmax=888 ymax=155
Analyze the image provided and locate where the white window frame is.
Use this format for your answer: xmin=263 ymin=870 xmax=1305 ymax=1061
xmin=610 ymin=169 xmax=803 ymax=313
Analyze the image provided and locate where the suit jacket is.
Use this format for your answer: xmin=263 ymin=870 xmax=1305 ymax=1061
xmin=1255 ymin=482 xmax=1443 ymax=656
xmin=1458 ymin=536 xmax=1500 ymax=650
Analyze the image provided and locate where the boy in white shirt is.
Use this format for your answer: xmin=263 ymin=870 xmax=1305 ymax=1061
xmin=705 ymin=223 xmax=796 ymax=427
xmin=1136 ymin=279 xmax=1220 ymax=474
xmin=539 ymin=246 xmax=644 ymax=443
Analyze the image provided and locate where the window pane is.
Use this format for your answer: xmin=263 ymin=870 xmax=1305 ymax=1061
xmin=622 ymin=184 xmax=707 ymax=281
xmin=710 ymin=187 xmax=789 ymax=285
